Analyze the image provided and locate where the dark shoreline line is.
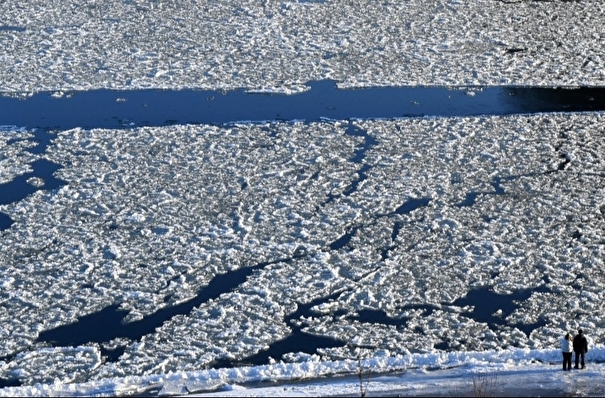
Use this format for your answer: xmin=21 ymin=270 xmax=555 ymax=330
xmin=2 ymin=81 xmax=605 ymax=130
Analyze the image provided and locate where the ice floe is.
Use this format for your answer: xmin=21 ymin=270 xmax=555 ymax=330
xmin=1 ymin=1 xmax=605 ymax=93
xmin=0 ymin=127 xmax=37 ymax=184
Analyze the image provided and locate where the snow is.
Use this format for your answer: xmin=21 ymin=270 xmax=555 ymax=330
xmin=2 ymin=347 xmax=605 ymax=396
xmin=1 ymin=0 xmax=604 ymax=93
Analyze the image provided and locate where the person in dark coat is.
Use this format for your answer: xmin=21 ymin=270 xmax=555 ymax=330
xmin=573 ymin=329 xmax=588 ymax=369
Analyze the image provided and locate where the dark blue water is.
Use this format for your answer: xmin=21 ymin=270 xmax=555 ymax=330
xmin=0 ymin=213 xmax=12 ymax=230
xmin=450 ymin=286 xmax=550 ymax=339
xmin=2 ymin=81 xmax=605 ymax=130
xmin=0 ymin=26 xmax=25 ymax=32
xmin=0 ymin=159 xmax=66 ymax=205
xmin=394 ymin=197 xmax=431 ymax=215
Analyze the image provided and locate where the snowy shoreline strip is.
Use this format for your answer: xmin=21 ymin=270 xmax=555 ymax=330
xmin=2 ymin=346 xmax=601 ymax=397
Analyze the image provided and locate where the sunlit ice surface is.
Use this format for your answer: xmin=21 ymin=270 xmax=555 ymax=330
xmin=1 ymin=0 xmax=605 ymax=93
xmin=2 ymin=113 xmax=605 ymax=389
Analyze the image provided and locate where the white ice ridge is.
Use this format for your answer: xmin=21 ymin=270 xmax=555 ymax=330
xmin=2 ymin=113 xmax=605 ymax=386
xmin=1 ymin=1 xmax=604 ymax=93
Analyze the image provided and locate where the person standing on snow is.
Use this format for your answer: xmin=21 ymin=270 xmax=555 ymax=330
xmin=573 ymin=329 xmax=589 ymax=369
xmin=560 ymin=333 xmax=573 ymax=371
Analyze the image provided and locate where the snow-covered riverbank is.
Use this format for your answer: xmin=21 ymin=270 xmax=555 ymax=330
xmin=2 ymin=346 xmax=605 ymax=396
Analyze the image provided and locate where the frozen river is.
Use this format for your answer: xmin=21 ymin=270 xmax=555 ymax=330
xmin=2 ymin=82 xmax=605 ymax=389
xmin=2 ymin=0 xmax=605 ymax=394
